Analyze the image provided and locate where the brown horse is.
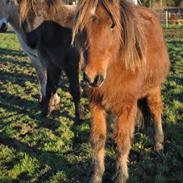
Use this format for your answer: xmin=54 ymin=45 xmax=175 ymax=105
xmin=73 ymin=0 xmax=170 ymax=182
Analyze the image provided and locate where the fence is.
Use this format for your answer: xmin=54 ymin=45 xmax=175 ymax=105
xmin=156 ymin=7 xmax=183 ymax=27
xmin=63 ymin=1 xmax=183 ymax=27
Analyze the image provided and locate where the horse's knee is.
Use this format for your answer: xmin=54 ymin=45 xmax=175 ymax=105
xmin=90 ymin=134 xmax=106 ymax=151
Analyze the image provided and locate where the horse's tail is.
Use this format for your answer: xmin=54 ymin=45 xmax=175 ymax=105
xmin=136 ymin=98 xmax=152 ymax=129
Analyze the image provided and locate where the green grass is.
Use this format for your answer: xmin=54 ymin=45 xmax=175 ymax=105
xmin=0 ymin=31 xmax=183 ymax=183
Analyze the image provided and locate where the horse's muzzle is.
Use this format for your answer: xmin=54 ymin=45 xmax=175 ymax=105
xmin=0 ymin=22 xmax=8 ymax=33
xmin=83 ymin=72 xmax=105 ymax=88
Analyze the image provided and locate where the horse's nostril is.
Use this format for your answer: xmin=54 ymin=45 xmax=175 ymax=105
xmin=83 ymin=73 xmax=105 ymax=87
xmin=93 ymin=74 xmax=105 ymax=86
xmin=2 ymin=23 xmax=6 ymax=27
xmin=83 ymin=72 xmax=92 ymax=85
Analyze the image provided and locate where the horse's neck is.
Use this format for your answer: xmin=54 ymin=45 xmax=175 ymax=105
xmin=8 ymin=11 xmax=23 ymax=35
xmin=9 ymin=20 xmax=26 ymax=45
xmin=58 ymin=7 xmax=75 ymax=28
xmin=8 ymin=14 xmax=37 ymax=57
xmin=47 ymin=4 xmax=76 ymax=28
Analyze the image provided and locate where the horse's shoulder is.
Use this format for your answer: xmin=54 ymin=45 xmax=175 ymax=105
xmin=134 ymin=6 xmax=160 ymax=24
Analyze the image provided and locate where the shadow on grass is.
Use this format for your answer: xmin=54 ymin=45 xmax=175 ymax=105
xmin=0 ymin=93 xmax=61 ymax=133
xmin=0 ymin=89 xmax=87 ymax=140
xmin=0 ymin=90 xmax=183 ymax=183
xmin=103 ymin=120 xmax=183 ymax=183
xmin=0 ymin=132 xmax=89 ymax=183
xmin=0 ymin=48 xmax=32 ymax=69
xmin=0 ymin=70 xmax=36 ymax=86
xmin=0 ymin=48 xmax=26 ymax=57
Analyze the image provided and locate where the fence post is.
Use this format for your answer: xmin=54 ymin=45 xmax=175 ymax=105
xmin=165 ymin=10 xmax=169 ymax=27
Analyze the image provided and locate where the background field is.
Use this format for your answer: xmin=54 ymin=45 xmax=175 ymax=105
xmin=0 ymin=28 xmax=183 ymax=183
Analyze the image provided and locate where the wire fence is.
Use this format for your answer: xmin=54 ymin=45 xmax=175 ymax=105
xmin=63 ymin=1 xmax=183 ymax=27
xmin=155 ymin=7 xmax=183 ymax=26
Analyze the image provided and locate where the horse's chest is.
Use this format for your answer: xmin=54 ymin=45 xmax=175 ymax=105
xmin=101 ymin=91 xmax=123 ymax=113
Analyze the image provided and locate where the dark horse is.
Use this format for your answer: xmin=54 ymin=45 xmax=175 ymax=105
xmin=18 ymin=0 xmax=82 ymax=122
xmin=73 ymin=0 xmax=170 ymax=182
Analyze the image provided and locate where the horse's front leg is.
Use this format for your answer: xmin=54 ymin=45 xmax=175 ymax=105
xmin=89 ymin=102 xmax=107 ymax=183
xmin=113 ymin=102 xmax=137 ymax=183
xmin=30 ymin=57 xmax=47 ymax=104
xmin=64 ymin=62 xmax=83 ymax=123
xmin=42 ymin=65 xmax=61 ymax=116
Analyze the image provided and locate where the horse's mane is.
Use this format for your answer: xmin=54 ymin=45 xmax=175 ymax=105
xmin=19 ymin=0 xmax=62 ymax=22
xmin=73 ymin=0 xmax=145 ymax=69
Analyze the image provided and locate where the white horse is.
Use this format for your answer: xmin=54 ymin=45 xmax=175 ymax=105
xmin=0 ymin=0 xmax=48 ymax=103
xmin=0 ymin=18 xmax=8 ymax=32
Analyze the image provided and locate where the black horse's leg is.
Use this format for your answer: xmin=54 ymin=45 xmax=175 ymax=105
xmin=64 ymin=62 xmax=82 ymax=123
xmin=42 ymin=64 xmax=61 ymax=116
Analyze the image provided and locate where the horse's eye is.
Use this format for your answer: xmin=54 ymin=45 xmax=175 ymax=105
xmin=92 ymin=16 xmax=99 ymax=24
xmin=110 ymin=22 xmax=115 ymax=30
xmin=6 ymin=0 xmax=10 ymax=4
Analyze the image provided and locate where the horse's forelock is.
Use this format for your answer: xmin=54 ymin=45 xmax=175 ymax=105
xmin=72 ymin=0 xmax=122 ymax=44
xmin=73 ymin=0 xmax=145 ymax=69
xmin=72 ymin=0 xmax=99 ymax=44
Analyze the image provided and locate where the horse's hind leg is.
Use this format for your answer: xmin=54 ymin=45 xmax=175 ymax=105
xmin=89 ymin=103 xmax=106 ymax=183
xmin=42 ymin=65 xmax=61 ymax=116
xmin=147 ymin=87 xmax=164 ymax=152
xmin=114 ymin=103 xmax=137 ymax=183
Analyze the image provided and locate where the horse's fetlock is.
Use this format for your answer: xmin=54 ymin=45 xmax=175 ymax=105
xmin=154 ymin=142 xmax=164 ymax=152
xmin=90 ymin=171 xmax=103 ymax=183
xmin=114 ymin=166 xmax=129 ymax=183
xmin=90 ymin=134 xmax=106 ymax=150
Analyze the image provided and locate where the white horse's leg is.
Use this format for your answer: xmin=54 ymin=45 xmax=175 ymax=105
xmin=30 ymin=57 xmax=47 ymax=103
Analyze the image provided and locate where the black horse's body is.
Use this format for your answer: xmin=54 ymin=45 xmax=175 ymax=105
xmin=26 ymin=21 xmax=81 ymax=121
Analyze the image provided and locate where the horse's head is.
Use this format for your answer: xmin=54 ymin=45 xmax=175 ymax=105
xmin=0 ymin=0 xmax=19 ymax=21
xmin=73 ymin=0 xmax=122 ymax=88
xmin=73 ymin=0 xmax=145 ymax=88
xmin=17 ymin=0 xmax=60 ymax=32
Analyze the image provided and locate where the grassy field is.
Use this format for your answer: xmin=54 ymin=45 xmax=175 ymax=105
xmin=0 ymin=29 xmax=183 ymax=183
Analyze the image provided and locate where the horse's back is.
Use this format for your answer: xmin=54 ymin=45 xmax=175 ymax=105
xmin=135 ymin=6 xmax=170 ymax=91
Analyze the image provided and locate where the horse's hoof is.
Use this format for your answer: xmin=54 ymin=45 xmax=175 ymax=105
xmin=41 ymin=107 xmax=50 ymax=117
xmin=155 ymin=143 xmax=164 ymax=152
xmin=88 ymin=176 xmax=103 ymax=183
xmin=112 ymin=169 xmax=128 ymax=183
xmin=42 ymin=111 xmax=49 ymax=117
xmin=74 ymin=115 xmax=80 ymax=124
xmin=39 ymin=98 xmax=44 ymax=106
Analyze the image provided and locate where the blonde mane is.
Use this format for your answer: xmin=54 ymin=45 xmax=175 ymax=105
xmin=73 ymin=0 xmax=146 ymax=69
xmin=19 ymin=0 xmax=76 ymax=28
xmin=19 ymin=0 xmax=62 ymax=22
